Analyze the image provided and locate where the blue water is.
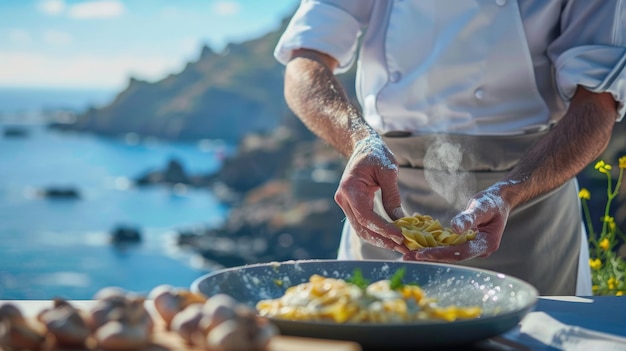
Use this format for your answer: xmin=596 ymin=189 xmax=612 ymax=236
xmin=0 ymin=87 xmax=115 ymax=114
xmin=0 ymin=89 xmax=232 ymax=299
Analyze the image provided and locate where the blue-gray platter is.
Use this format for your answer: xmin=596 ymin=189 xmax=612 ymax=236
xmin=191 ymin=259 xmax=538 ymax=348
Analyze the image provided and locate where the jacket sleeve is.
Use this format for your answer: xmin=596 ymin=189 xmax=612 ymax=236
xmin=548 ymin=0 xmax=626 ymax=120
xmin=274 ymin=0 xmax=373 ymax=74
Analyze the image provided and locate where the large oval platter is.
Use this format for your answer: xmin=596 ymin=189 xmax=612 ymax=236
xmin=191 ymin=260 xmax=537 ymax=348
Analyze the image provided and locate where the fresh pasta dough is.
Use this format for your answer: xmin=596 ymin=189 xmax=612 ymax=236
xmin=256 ymin=274 xmax=482 ymax=323
xmin=393 ymin=213 xmax=477 ymax=250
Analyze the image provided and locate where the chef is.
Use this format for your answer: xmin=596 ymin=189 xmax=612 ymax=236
xmin=274 ymin=0 xmax=626 ymax=295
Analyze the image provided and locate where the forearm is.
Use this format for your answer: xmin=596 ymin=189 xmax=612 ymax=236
xmin=499 ymin=87 xmax=618 ymax=209
xmin=284 ymin=50 xmax=375 ymax=157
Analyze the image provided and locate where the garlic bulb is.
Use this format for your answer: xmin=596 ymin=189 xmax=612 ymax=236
xmin=89 ymin=287 xmax=154 ymax=350
xmin=37 ymin=299 xmax=90 ymax=348
xmin=0 ymin=303 xmax=47 ymax=351
xmin=149 ymin=284 xmax=207 ymax=329
xmin=95 ymin=320 xmax=150 ymax=351
xmin=170 ymin=304 xmax=205 ymax=346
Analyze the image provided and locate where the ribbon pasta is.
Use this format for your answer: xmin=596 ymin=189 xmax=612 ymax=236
xmin=256 ymin=274 xmax=482 ymax=323
xmin=393 ymin=213 xmax=477 ymax=250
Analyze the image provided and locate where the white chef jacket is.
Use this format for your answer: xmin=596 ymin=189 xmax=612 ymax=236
xmin=274 ymin=0 xmax=626 ymax=295
xmin=275 ymin=0 xmax=626 ymax=135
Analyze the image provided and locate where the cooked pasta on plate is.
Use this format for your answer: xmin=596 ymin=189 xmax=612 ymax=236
xmin=256 ymin=270 xmax=482 ymax=323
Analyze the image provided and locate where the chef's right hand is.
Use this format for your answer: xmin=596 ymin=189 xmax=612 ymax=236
xmin=334 ymin=134 xmax=409 ymax=254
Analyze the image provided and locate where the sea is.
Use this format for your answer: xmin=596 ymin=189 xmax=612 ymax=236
xmin=0 ymin=87 xmax=230 ymax=299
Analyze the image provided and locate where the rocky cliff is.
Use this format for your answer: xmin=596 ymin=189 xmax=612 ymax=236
xmin=74 ymin=37 xmax=285 ymax=140
xmin=61 ymin=18 xmax=356 ymax=143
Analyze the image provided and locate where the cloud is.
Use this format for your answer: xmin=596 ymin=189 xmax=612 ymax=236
xmin=37 ymin=0 xmax=66 ymax=16
xmin=42 ymin=30 xmax=73 ymax=46
xmin=37 ymin=0 xmax=124 ymax=19
xmin=0 ymin=51 xmax=186 ymax=89
xmin=7 ymin=29 xmax=33 ymax=45
xmin=160 ymin=6 xmax=184 ymax=19
xmin=68 ymin=0 xmax=125 ymax=19
xmin=212 ymin=1 xmax=241 ymax=16
xmin=4 ymin=28 xmax=71 ymax=48
xmin=179 ymin=37 xmax=202 ymax=55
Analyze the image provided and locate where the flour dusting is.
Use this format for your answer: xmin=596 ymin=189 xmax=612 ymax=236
xmin=451 ymin=180 xmax=515 ymax=231
xmin=352 ymin=133 xmax=398 ymax=171
xmin=473 ymin=181 xmax=515 ymax=214
xmin=467 ymin=239 xmax=488 ymax=257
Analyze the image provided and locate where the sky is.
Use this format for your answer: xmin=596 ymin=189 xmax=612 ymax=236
xmin=0 ymin=0 xmax=299 ymax=90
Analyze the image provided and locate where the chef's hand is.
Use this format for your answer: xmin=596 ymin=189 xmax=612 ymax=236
xmin=334 ymin=134 xmax=409 ymax=254
xmin=403 ymin=183 xmax=511 ymax=262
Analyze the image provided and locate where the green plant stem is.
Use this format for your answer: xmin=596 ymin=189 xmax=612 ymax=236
xmin=613 ymin=168 xmax=625 ymax=244
xmin=615 ymin=168 xmax=624 ymax=196
xmin=601 ymin=171 xmax=613 ymax=237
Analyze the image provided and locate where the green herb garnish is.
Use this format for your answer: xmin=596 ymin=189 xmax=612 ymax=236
xmin=347 ymin=268 xmax=370 ymax=290
xmin=389 ymin=267 xmax=421 ymax=290
xmin=389 ymin=267 xmax=406 ymax=290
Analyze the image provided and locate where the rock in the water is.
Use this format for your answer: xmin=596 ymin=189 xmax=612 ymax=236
xmin=110 ymin=225 xmax=142 ymax=244
xmin=163 ymin=159 xmax=189 ymax=183
xmin=38 ymin=187 xmax=81 ymax=200
xmin=3 ymin=126 xmax=29 ymax=138
xmin=135 ymin=158 xmax=190 ymax=186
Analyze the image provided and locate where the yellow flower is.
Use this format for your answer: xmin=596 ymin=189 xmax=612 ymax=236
xmin=589 ymin=258 xmax=602 ymax=270
xmin=608 ymin=277 xmax=616 ymax=290
xmin=595 ymin=160 xmax=612 ymax=174
xmin=617 ymin=291 xmax=624 ymax=296
xmin=578 ymin=188 xmax=591 ymax=200
xmin=599 ymin=238 xmax=610 ymax=251
xmin=619 ymin=156 xmax=626 ymax=169
xmin=594 ymin=160 xmax=604 ymax=170
xmin=592 ymin=285 xmax=599 ymax=292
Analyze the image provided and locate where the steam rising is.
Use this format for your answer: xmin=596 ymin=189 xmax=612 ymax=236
xmin=423 ymin=136 xmax=476 ymax=216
